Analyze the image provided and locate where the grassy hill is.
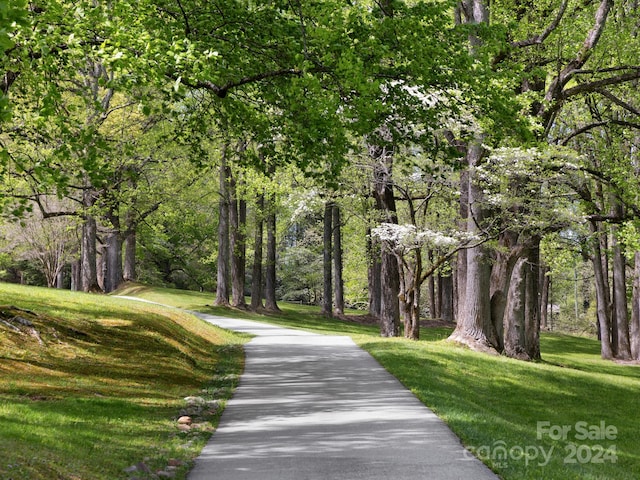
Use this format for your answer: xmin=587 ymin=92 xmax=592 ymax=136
xmin=0 ymin=283 xmax=246 ymax=480
xmin=2 ymin=282 xmax=640 ymax=479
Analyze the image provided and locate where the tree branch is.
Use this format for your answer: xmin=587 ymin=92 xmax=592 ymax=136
xmin=512 ymin=0 xmax=569 ymax=48
xmin=541 ymin=0 xmax=613 ymax=129
xmin=562 ymin=69 xmax=640 ymax=99
xmin=175 ymin=68 xmax=306 ymax=98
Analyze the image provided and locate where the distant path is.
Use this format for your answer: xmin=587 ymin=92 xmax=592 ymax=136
xmin=186 ymin=311 xmax=499 ymax=480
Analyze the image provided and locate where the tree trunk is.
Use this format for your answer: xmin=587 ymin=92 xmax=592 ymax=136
xmin=503 ymin=257 xmax=529 ymax=360
xmin=123 ymin=230 xmax=136 ymax=282
xmin=524 ymin=243 xmax=541 ymax=360
xmin=440 ymin=271 xmax=454 ymax=322
xmin=332 ymin=204 xmax=345 ymax=316
xmin=250 ymin=194 xmax=265 ymax=311
xmin=230 ymin=174 xmax=247 ymax=309
xmin=103 ymin=230 xmax=122 ymax=293
xmin=367 ymin=228 xmax=382 ymax=317
xmin=81 ymin=190 xmax=100 ymax=292
xmin=215 ymin=154 xmax=231 ymax=306
xmin=264 ymin=194 xmax=279 ymax=312
xmin=372 ymin=144 xmax=400 ymax=337
xmin=631 ymin=252 xmax=640 ymax=360
xmin=399 ymin=251 xmax=422 ymax=340
xmin=539 ymin=263 xmax=550 ymax=330
xmin=103 ymin=209 xmax=122 ymax=293
xmin=71 ymin=259 xmax=81 ymax=291
xmin=322 ymin=201 xmax=333 ymax=316
xmin=456 ymin=169 xmax=469 ymax=317
xmin=611 ymin=221 xmax=632 ymax=359
xmin=123 ymin=209 xmax=136 ymax=282
xmin=428 ymin=251 xmax=436 ymax=319
xmin=448 ymin=141 xmax=499 ymax=353
xmin=590 ymin=221 xmax=614 ymax=359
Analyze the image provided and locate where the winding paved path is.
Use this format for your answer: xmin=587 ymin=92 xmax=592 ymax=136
xmin=187 ymin=312 xmax=498 ymax=480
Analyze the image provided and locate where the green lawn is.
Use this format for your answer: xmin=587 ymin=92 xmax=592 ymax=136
xmin=2 ymin=282 xmax=638 ymax=479
xmin=0 ymin=282 xmax=247 ymax=480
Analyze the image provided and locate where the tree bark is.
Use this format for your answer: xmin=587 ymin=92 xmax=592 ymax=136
xmin=215 ymin=152 xmax=231 ymax=306
xmin=230 ymin=174 xmax=247 ymax=308
xmin=367 ymin=228 xmax=382 ymax=317
xmin=103 ymin=207 xmax=122 ymax=294
xmin=448 ymin=141 xmax=499 ymax=353
xmin=264 ymin=194 xmax=279 ymax=312
xmin=322 ymin=201 xmax=333 ymax=316
xmin=539 ymin=263 xmax=550 ymax=330
xmin=123 ymin=209 xmax=136 ymax=282
xmin=71 ymin=259 xmax=81 ymax=291
xmin=611 ymin=221 xmax=632 ymax=359
xmin=332 ymin=203 xmax=345 ymax=316
xmin=524 ymin=243 xmax=541 ymax=360
xmin=440 ymin=271 xmax=454 ymax=322
xmin=503 ymin=257 xmax=529 ymax=360
xmin=372 ymin=146 xmax=400 ymax=337
xmin=590 ymin=220 xmax=614 ymax=359
xmin=81 ymin=189 xmax=100 ymax=292
xmin=631 ymin=252 xmax=640 ymax=360
xmin=250 ymin=194 xmax=265 ymax=311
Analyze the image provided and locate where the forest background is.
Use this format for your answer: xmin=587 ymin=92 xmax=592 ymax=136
xmin=2 ymin=0 xmax=640 ymax=362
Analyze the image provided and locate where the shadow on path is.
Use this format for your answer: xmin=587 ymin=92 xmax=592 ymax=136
xmin=187 ymin=312 xmax=498 ymax=480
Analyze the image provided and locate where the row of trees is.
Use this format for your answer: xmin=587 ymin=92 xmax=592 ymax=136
xmin=2 ymin=1 xmax=640 ymax=362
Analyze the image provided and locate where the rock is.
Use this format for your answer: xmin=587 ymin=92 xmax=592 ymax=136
xmin=157 ymin=470 xmax=176 ymax=478
xmin=11 ymin=316 xmax=33 ymax=327
xmin=177 ymin=416 xmax=192 ymax=425
xmin=167 ymin=459 xmax=183 ymax=467
xmin=177 ymin=424 xmax=191 ymax=432
xmin=135 ymin=462 xmax=151 ymax=473
xmin=184 ymin=396 xmax=206 ymax=406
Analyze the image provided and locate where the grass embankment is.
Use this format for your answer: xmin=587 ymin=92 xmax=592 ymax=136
xmin=0 ymin=283 xmax=247 ymax=480
xmin=119 ymin=283 xmax=640 ymax=480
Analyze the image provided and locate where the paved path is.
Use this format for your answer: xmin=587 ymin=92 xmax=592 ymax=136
xmin=187 ymin=312 xmax=499 ymax=480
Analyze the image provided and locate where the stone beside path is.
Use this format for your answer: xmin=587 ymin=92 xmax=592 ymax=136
xmin=187 ymin=312 xmax=499 ymax=480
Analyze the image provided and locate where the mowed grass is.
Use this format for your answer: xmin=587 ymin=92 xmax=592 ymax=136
xmin=0 ymin=282 xmax=247 ymax=480
xmin=118 ymin=284 xmax=640 ymax=480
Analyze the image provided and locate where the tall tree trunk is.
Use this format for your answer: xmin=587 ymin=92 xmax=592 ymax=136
xmin=440 ymin=270 xmax=454 ymax=322
xmin=631 ymin=252 xmax=640 ymax=360
xmin=372 ymin=146 xmax=400 ymax=337
xmin=123 ymin=230 xmax=136 ymax=282
xmin=264 ymin=194 xmax=279 ymax=312
xmin=215 ymin=152 xmax=231 ymax=306
xmin=503 ymin=257 xmax=529 ymax=360
xmin=367 ymin=228 xmax=382 ymax=317
xmin=332 ymin=204 xmax=345 ymax=316
xmin=456 ymin=169 xmax=469 ymax=317
xmin=428 ymin=250 xmax=436 ymax=319
xmin=123 ymin=208 xmax=136 ymax=282
xmin=71 ymin=259 xmax=81 ymax=291
xmin=524 ymin=242 xmax=541 ymax=360
xmin=250 ymin=194 xmax=265 ymax=311
xmin=539 ymin=263 xmax=550 ymax=330
xmin=399 ymin=252 xmax=422 ymax=340
xmin=81 ymin=189 xmax=100 ymax=292
xmin=103 ymin=209 xmax=122 ymax=294
xmin=448 ymin=141 xmax=499 ymax=353
xmin=322 ymin=201 xmax=333 ymax=316
xmin=611 ymin=221 xmax=632 ymax=359
xmin=590 ymin=220 xmax=614 ymax=359
xmin=230 ymin=174 xmax=247 ymax=308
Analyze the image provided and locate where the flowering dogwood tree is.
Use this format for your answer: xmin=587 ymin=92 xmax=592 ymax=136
xmin=372 ymin=222 xmax=477 ymax=340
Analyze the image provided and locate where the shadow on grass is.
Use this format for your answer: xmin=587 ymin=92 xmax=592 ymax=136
xmin=359 ymin=337 xmax=640 ymax=480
